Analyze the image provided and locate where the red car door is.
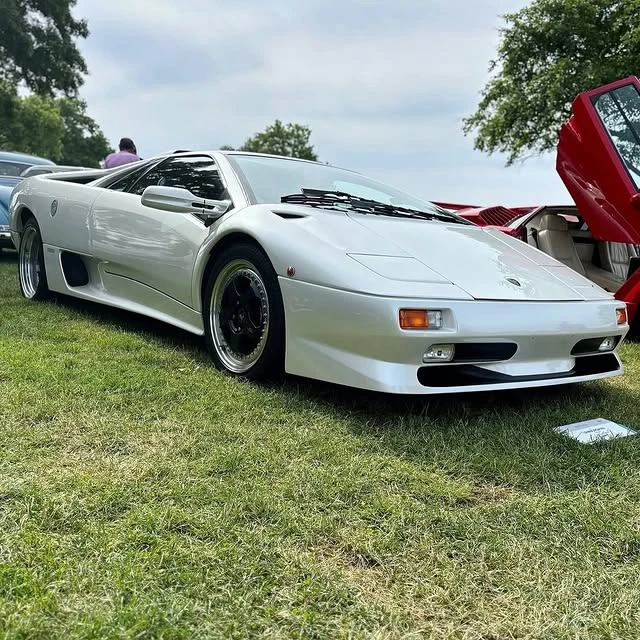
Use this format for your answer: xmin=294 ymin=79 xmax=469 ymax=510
xmin=557 ymin=76 xmax=640 ymax=244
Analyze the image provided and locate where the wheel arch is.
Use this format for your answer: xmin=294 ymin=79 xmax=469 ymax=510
xmin=16 ymin=206 xmax=36 ymax=233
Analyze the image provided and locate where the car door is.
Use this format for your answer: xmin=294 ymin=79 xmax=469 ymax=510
xmin=557 ymin=76 xmax=640 ymax=244
xmin=89 ymin=155 xmax=230 ymax=307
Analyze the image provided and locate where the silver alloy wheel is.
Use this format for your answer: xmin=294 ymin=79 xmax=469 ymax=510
xmin=210 ymin=259 xmax=270 ymax=373
xmin=19 ymin=225 xmax=42 ymax=299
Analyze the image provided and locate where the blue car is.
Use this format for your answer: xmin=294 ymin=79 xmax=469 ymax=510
xmin=0 ymin=150 xmax=55 ymax=177
xmin=0 ymin=176 xmax=22 ymax=250
xmin=0 ymin=152 xmax=55 ymax=250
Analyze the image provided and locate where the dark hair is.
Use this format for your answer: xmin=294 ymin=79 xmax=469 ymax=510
xmin=119 ymin=137 xmax=136 ymax=153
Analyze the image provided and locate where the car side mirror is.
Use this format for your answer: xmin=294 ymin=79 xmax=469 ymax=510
xmin=141 ymin=185 xmax=231 ymax=222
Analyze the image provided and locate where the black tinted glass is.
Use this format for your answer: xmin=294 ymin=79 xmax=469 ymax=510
xmin=130 ymin=156 xmax=227 ymax=200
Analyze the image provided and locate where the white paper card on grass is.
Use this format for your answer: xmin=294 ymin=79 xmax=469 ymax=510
xmin=554 ymin=418 xmax=637 ymax=444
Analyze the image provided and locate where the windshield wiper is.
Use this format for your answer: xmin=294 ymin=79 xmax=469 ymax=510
xmin=280 ymin=189 xmax=469 ymax=224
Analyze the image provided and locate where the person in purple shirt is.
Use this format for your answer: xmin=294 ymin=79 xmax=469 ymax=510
xmin=104 ymin=137 xmax=141 ymax=169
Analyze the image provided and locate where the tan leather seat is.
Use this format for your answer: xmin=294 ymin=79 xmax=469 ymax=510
xmin=598 ymin=242 xmax=638 ymax=279
xmin=536 ymin=213 xmax=586 ymax=275
xmin=582 ymin=242 xmax=637 ymax=292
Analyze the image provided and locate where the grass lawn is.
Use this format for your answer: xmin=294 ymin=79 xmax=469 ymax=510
xmin=2 ymin=252 xmax=640 ymax=639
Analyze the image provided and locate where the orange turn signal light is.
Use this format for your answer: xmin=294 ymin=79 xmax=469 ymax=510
xmin=617 ymin=307 xmax=628 ymax=325
xmin=399 ymin=309 xmax=443 ymax=330
xmin=399 ymin=309 xmax=428 ymax=329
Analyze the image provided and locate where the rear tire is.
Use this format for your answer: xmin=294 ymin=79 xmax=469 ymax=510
xmin=18 ymin=218 xmax=50 ymax=300
xmin=203 ymin=243 xmax=285 ymax=380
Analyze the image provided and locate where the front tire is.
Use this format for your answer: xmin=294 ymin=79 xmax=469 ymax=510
xmin=203 ymin=243 xmax=285 ymax=380
xmin=18 ymin=218 xmax=50 ymax=300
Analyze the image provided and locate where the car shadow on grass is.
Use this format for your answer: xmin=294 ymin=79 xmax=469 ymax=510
xmin=0 ymin=249 xmax=17 ymax=263
xmin=283 ymin=375 xmax=640 ymax=492
xmin=48 ymin=290 xmax=640 ymax=492
xmin=47 ymin=291 xmax=208 ymax=358
xmin=51 ymin=287 xmax=636 ymax=423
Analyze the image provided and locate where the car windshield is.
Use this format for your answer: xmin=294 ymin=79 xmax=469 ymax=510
xmin=0 ymin=160 xmax=30 ymax=176
xmin=228 ymin=154 xmax=460 ymax=220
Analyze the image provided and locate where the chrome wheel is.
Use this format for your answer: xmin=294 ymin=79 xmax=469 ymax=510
xmin=19 ymin=224 xmax=43 ymax=299
xmin=210 ymin=259 xmax=270 ymax=374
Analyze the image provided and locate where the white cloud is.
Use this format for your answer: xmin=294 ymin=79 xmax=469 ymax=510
xmin=73 ymin=0 xmax=572 ymax=206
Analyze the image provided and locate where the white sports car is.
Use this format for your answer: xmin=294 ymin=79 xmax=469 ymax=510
xmin=9 ymin=151 xmax=629 ymax=394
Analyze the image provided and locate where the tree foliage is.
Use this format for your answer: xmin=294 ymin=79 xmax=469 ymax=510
xmin=0 ymin=1 xmax=109 ymax=166
xmin=55 ymin=97 xmax=111 ymax=166
xmin=0 ymin=0 xmax=89 ymax=96
xmin=238 ymin=120 xmax=318 ymax=161
xmin=0 ymin=83 xmax=110 ymax=166
xmin=463 ymin=0 xmax=640 ymax=164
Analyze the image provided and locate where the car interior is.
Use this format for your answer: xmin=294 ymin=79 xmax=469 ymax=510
xmin=520 ymin=206 xmax=640 ymax=292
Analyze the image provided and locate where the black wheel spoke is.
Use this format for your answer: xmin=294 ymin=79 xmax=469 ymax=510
xmin=244 ymin=321 xmax=261 ymax=338
xmin=239 ymin=288 xmax=256 ymax=308
xmin=225 ymin=330 xmax=243 ymax=355
xmin=231 ymin=277 xmax=244 ymax=297
xmin=219 ymin=304 xmax=233 ymax=329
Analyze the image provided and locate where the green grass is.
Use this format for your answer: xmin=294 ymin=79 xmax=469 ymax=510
xmin=2 ymin=252 xmax=640 ymax=639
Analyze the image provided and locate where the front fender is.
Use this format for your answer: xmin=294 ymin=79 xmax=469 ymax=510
xmin=191 ymin=204 xmax=471 ymax=312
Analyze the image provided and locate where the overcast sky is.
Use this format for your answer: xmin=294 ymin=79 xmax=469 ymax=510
xmin=73 ymin=0 xmax=572 ymax=206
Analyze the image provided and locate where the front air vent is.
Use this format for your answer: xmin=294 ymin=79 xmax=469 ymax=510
xmin=571 ymin=336 xmax=622 ymax=355
xmin=452 ymin=342 xmax=518 ymax=363
xmin=60 ymin=252 xmax=89 ymax=287
xmin=418 ymin=353 xmax=620 ymax=387
xmin=477 ymin=206 xmax=518 ymax=227
xmin=271 ymin=210 xmax=308 ymax=220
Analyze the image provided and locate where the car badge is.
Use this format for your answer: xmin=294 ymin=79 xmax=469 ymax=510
xmin=506 ymin=277 xmax=521 ymax=287
xmin=50 ymin=200 xmax=58 ymax=217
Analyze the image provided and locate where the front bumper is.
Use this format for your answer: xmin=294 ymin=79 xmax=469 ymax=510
xmin=280 ymin=278 xmax=627 ymax=394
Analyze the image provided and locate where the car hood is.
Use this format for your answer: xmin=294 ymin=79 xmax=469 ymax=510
xmin=557 ymin=75 xmax=640 ymax=243
xmin=347 ymin=213 xmax=608 ymax=301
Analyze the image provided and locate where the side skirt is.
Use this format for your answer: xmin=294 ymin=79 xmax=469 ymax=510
xmin=42 ymin=244 xmax=204 ymax=336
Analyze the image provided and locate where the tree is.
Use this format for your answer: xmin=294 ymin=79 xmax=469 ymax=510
xmin=11 ymin=93 xmax=64 ymax=159
xmin=463 ymin=0 xmax=640 ymax=164
xmin=0 ymin=0 xmax=89 ymax=96
xmin=0 ymin=83 xmax=110 ymax=166
xmin=55 ymin=97 xmax=111 ymax=167
xmin=239 ymin=120 xmax=318 ymax=160
xmin=0 ymin=82 xmax=63 ymax=158
xmin=0 ymin=1 xmax=108 ymax=167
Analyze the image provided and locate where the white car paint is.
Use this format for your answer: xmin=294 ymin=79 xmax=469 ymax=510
xmin=9 ymin=151 xmax=629 ymax=394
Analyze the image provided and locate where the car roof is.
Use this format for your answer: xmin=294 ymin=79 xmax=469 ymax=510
xmin=0 ymin=150 xmax=55 ymax=165
xmin=216 ymin=150 xmax=357 ymax=174
xmin=168 ymin=149 xmax=329 ymax=167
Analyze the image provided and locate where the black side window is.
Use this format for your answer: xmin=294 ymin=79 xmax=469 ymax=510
xmin=129 ymin=156 xmax=227 ymax=200
xmin=105 ymin=164 xmax=154 ymax=191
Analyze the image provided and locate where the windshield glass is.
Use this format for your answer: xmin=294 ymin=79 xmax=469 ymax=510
xmin=0 ymin=160 xmax=30 ymax=176
xmin=228 ymin=154 xmax=453 ymax=216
